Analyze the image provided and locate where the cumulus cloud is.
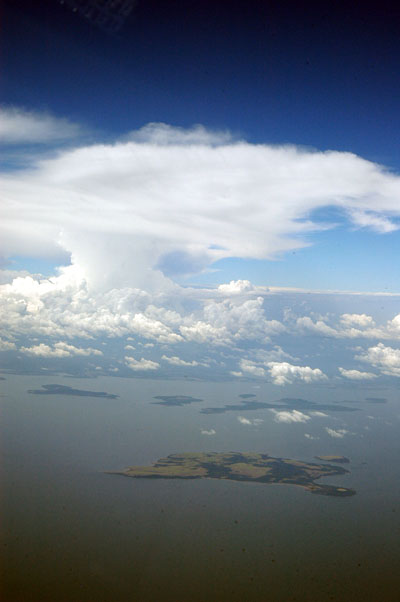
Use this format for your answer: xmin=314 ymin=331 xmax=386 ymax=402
xmin=294 ymin=312 xmax=400 ymax=341
xmin=20 ymin=341 xmax=102 ymax=358
xmin=237 ymin=416 xmax=263 ymax=426
xmin=304 ymin=433 xmax=319 ymax=440
xmin=338 ymin=367 xmax=377 ymax=380
xmin=124 ymin=356 xmax=160 ymax=371
xmin=356 ymin=343 xmax=400 ymax=377
xmin=0 ymin=106 xmax=82 ymax=144
xmin=200 ymin=428 xmax=216 ymax=436
xmin=161 ymin=354 xmax=208 ymax=367
xmin=271 ymin=410 xmax=311 ymax=423
xmin=218 ymin=280 xmax=255 ymax=295
xmin=2 ymin=117 xmax=400 ymax=291
xmin=0 ymin=337 xmax=16 ymax=351
xmin=325 ymin=427 xmax=349 ymax=438
xmin=239 ymin=359 xmax=266 ymax=377
xmin=267 ymin=362 xmax=327 ymax=385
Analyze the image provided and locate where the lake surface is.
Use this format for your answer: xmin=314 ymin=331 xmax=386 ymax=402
xmin=1 ymin=374 xmax=400 ymax=601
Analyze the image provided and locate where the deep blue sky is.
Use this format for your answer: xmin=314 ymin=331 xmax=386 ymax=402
xmin=2 ymin=0 xmax=400 ymax=292
xmin=3 ymin=0 xmax=400 ymax=167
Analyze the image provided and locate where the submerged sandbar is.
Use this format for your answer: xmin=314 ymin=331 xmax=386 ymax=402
xmin=110 ymin=452 xmax=355 ymax=497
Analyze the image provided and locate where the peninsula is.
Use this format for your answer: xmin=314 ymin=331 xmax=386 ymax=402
xmin=110 ymin=452 xmax=355 ymax=496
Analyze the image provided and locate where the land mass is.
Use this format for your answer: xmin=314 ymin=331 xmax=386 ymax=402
xmin=109 ymin=452 xmax=355 ymax=497
xmin=315 ymin=455 xmax=350 ymax=463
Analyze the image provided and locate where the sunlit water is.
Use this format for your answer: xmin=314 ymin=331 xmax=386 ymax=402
xmin=1 ymin=374 xmax=400 ymax=601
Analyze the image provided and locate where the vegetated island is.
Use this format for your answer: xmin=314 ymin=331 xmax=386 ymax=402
xmin=315 ymin=455 xmax=350 ymax=464
xmin=109 ymin=452 xmax=355 ymax=497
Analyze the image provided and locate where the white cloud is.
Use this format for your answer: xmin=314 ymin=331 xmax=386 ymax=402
xmin=124 ymin=356 xmax=160 ymax=371
xmin=325 ymin=427 xmax=349 ymax=438
xmin=161 ymin=354 xmax=208 ymax=367
xmin=237 ymin=416 xmax=263 ymax=426
xmin=0 ymin=106 xmax=82 ymax=144
xmin=2 ymin=118 xmax=400 ymax=292
xmin=294 ymin=312 xmax=400 ymax=341
xmin=0 ymin=337 xmax=16 ymax=351
xmin=200 ymin=428 xmax=216 ymax=436
xmin=340 ymin=313 xmax=376 ymax=328
xmin=309 ymin=411 xmax=328 ymax=417
xmin=356 ymin=343 xmax=400 ymax=377
xmin=20 ymin=341 xmax=102 ymax=358
xmin=124 ymin=344 xmax=136 ymax=351
xmin=218 ymin=280 xmax=255 ymax=294
xmin=239 ymin=359 xmax=266 ymax=377
xmin=338 ymin=367 xmax=377 ymax=380
xmin=304 ymin=433 xmax=319 ymax=440
xmin=267 ymin=361 xmax=327 ymax=385
xmin=271 ymin=410 xmax=311 ymax=423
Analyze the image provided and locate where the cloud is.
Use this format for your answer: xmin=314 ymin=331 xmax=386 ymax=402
xmin=200 ymin=428 xmax=216 ymax=436
xmin=294 ymin=312 xmax=400 ymax=341
xmin=237 ymin=416 xmax=263 ymax=426
xmin=0 ymin=106 xmax=82 ymax=144
xmin=218 ymin=280 xmax=255 ymax=295
xmin=239 ymin=359 xmax=266 ymax=377
xmin=161 ymin=354 xmax=208 ymax=367
xmin=267 ymin=362 xmax=327 ymax=385
xmin=356 ymin=343 xmax=400 ymax=377
xmin=325 ymin=427 xmax=349 ymax=438
xmin=2 ymin=117 xmax=400 ymax=292
xmin=309 ymin=411 xmax=328 ymax=417
xmin=271 ymin=410 xmax=311 ymax=423
xmin=20 ymin=341 xmax=102 ymax=358
xmin=0 ymin=337 xmax=16 ymax=351
xmin=124 ymin=356 xmax=160 ymax=371
xmin=304 ymin=433 xmax=319 ymax=440
xmin=338 ymin=367 xmax=377 ymax=380
xmin=340 ymin=313 xmax=376 ymax=328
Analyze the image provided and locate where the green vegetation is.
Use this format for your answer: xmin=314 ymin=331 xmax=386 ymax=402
xmin=110 ymin=452 xmax=355 ymax=496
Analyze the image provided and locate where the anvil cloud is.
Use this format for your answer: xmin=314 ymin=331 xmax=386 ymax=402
xmin=1 ymin=110 xmax=400 ymax=292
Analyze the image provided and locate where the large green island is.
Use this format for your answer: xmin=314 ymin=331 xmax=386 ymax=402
xmin=110 ymin=452 xmax=355 ymax=497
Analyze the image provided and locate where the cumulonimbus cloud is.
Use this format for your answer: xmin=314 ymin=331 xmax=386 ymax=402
xmin=2 ymin=114 xmax=400 ymax=292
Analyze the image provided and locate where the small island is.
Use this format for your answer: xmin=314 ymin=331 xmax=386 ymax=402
xmin=315 ymin=455 xmax=350 ymax=464
xmin=109 ymin=452 xmax=355 ymax=497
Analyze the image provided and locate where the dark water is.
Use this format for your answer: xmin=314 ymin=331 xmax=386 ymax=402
xmin=1 ymin=375 xmax=400 ymax=601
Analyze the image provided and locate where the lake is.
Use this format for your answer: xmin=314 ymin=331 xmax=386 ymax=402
xmin=1 ymin=374 xmax=400 ymax=601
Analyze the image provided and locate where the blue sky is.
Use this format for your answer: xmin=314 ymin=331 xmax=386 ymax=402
xmin=2 ymin=1 xmax=400 ymax=293
xmin=2 ymin=0 xmax=400 ymax=386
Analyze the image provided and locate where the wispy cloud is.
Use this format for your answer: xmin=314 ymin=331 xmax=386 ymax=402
xmin=0 ymin=106 xmax=82 ymax=144
xmin=325 ymin=427 xmax=349 ymax=438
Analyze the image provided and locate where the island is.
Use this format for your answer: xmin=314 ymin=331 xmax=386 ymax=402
xmin=315 ymin=455 xmax=350 ymax=464
xmin=109 ymin=452 xmax=355 ymax=496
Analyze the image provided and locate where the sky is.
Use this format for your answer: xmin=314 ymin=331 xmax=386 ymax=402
xmin=1 ymin=0 xmax=400 ymax=385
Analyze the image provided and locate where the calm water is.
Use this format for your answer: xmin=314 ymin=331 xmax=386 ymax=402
xmin=1 ymin=374 xmax=400 ymax=601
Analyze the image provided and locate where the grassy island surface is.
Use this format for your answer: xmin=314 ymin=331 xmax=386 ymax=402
xmin=315 ymin=455 xmax=350 ymax=463
xmin=109 ymin=452 xmax=355 ymax=497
